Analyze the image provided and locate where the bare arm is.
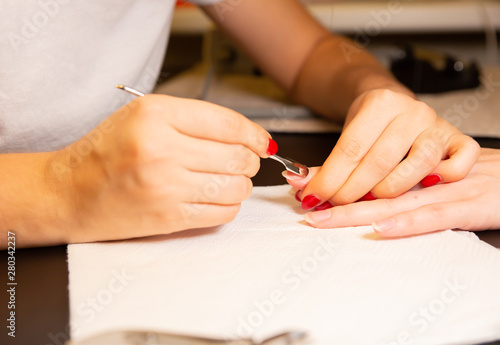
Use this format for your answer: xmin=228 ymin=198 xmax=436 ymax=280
xmin=202 ymin=0 xmax=479 ymax=212
xmin=202 ymin=0 xmax=412 ymax=121
xmin=0 ymin=96 xmax=273 ymax=249
xmin=0 ymin=152 xmax=71 ymax=248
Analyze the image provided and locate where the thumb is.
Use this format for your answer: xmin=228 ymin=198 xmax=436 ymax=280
xmin=425 ymin=134 xmax=480 ymax=184
xmin=282 ymin=166 xmax=320 ymax=190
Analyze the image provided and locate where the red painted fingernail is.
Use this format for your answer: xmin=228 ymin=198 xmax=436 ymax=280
xmin=301 ymin=195 xmax=321 ymax=210
xmin=266 ymin=138 xmax=278 ymax=156
xmin=315 ymin=201 xmax=333 ymax=211
xmin=420 ymin=174 xmax=442 ymax=188
xmin=295 ymin=190 xmax=303 ymax=202
xmin=358 ymin=192 xmax=377 ymax=202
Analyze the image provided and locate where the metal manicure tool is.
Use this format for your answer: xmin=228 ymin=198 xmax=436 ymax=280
xmin=66 ymin=329 xmax=310 ymax=345
xmin=116 ymin=85 xmax=309 ymax=178
xmin=269 ymin=155 xmax=309 ymax=178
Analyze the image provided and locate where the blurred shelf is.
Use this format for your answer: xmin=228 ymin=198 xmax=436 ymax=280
xmin=171 ymin=0 xmax=500 ymax=34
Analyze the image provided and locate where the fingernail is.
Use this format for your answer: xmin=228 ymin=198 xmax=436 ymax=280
xmin=266 ymin=138 xmax=278 ymax=156
xmin=295 ymin=190 xmax=303 ymax=202
xmin=315 ymin=201 xmax=333 ymax=211
xmin=282 ymin=170 xmax=304 ymax=180
xmin=301 ymin=195 xmax=321 ymax=210
xmin=304 ymin=209 xmax=331 ymax=224
xmin=373 ymin=218 xmax=396 ymax=232
xmin=420 ymin=174 xmax=442 ymax=188
xmin=357 ymin=192 xmax=376 ymax=202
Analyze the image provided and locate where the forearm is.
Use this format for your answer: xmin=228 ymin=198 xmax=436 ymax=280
xmin=202 ymin=0 xmax=412 ymax=121
xmin=0 ymin=152 xmax=72 ymax=248
xmin=290 ymin=35 xmax=414 ymax=121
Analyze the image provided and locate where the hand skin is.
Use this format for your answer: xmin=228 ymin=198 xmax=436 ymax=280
xmin=203 ymin=0 xmax=480 ymax=207
xmin=285 ymin=148 xmax=500 ymax=237
xmin=0 ymin=95 xmax=273 ymax=248
xmin=301 ymin=90 xmax=481 ymax=206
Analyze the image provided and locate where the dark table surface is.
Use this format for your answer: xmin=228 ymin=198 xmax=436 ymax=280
xmin=2 ymin=133 xmax=500 ymax=345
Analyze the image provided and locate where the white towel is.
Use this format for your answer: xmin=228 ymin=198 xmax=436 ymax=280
xmin=68 ymin=185 xmax=500 ymax=345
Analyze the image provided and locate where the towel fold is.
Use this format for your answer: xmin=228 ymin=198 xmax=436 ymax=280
xmin=68 ymin=185 xmax=500 ymax=345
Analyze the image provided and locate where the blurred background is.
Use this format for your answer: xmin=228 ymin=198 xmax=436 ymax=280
xmin=155 ymin=0 xmax=500 ymax=135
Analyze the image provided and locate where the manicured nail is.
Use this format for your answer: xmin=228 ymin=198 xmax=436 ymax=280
xmin=357 ymin=192 xmax=376 ymax=202
xmin=266 ymin=138 xmax=278 ymax=156
xmin=420 ymin=174 xmax=442 ymax=188
xmin=301 ymin=195 xmax=321 ymax=210
xmin=373 ymin=218 xmax=397 ymax=232
xmin=304 ymin=209 xmax=331 ymax=224
xmin=315 ymin=201 xmax=333 ymax=211
xmin=282 ymin=170 xmax=304 ymax=180
xmin=295 ymin=190 xmax=303 ymax=202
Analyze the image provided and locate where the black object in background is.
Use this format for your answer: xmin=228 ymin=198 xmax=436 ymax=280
xmin=391 ymin=46 xmax=481 ymax=94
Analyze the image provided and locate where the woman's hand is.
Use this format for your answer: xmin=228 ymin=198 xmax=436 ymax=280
xmin=51 ymin=94 xmax=275 ymax=244
xmin=298 ymin=89 xmax=480 ymax=210
xmin=287 ymin=148 xmax=500 ymax=237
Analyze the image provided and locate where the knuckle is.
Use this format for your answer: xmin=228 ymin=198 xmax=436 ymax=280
xmin=376 ymin=88 xmax=395 ymax=100
xmin=374 ymin=179 xmax=400 ymax=199
xmin=221 ymin=204 xmax=241 ymax=224
xmin=368 ymin=150 xmax=395 ymax=176
xmin=124 ymin=131 xmax=156 ymax=163
xmin=246 ymin=154 xmax=261 ymax=177
xmin=332 ymin=190 xmax=357 ymax=205
xmin=416 ymin=144 xmax=442 ymax=170
xmin=235 ymin=177 xmax=253 ymax=200
xmin=465 ymin=136 xmax=481 ymax=155
xmin=232 ymin=145 xmax=260 ymax=176
xmin=428 ymin=204 xmax=447 ymax=223
xmin=220 ymin=111 xmax=243 ymax=133
xmin=367 ymin=88 xmax=395 ymax=103
xmin=413 ymin=100 xmax=436 ymax=119
xmin=338 ymin=138 xmax=363 ymax=163
xmin=130 ymin=164 xmax=157 ymax=190
xmin=133 ymin=95 xmax=162 ymax=118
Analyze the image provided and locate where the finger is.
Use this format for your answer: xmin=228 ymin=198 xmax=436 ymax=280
xmin=282 ymin=166 xmax=320 ymax=190
xmin=302 ymin=94 xmax=434 ymax=208
xmin=179 ymin=136 xmax=261 ymax=177
xmin=372 ymin=200 xmax=475 ymax=237
xmin=300 ymin=98 xmax=401 ymax=208
xmin=137 ymin=95 xmax=274 ymax=157
xmin=432 ymin=133 xmax=481 ymax=182
xmin=176 ymin=203 xmax=242 ymax=230
xmin=128 ymin=123 xmax=261 ymax=178
xmin=136 ymin=162 xmax=253 ymax=205
xmin=303 ymin=184 xmax=457 ymax=229
xmin=371 ymin=127 xmax=445 ymax=198
xmin=180 ymin=171 xmax=253 ymax=205
xmin=332 ymin=115 xmax=426 ymax=204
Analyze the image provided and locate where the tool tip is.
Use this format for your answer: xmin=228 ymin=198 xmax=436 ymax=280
xmin=115 ymin=84 xmax=125 ymax=89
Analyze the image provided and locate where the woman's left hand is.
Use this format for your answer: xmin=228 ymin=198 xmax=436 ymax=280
xmin=286 ymin=148 xmax=500 ymax=237
xmin=298 ymin=89 xmax=480 ymax=210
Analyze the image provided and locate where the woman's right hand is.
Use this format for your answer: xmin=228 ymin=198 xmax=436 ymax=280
xmin=50 ymin=94 xmax=275 ymax=243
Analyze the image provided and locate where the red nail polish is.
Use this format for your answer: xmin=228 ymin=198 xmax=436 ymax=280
xmin=266 ymin=138 xmax=278 ymax=156
xmin=421 ymin=174 xmax=442 ymax=188
xmin=295 ymin=190 xmax=302 ymax=202
xmin=301 ymin=195 xmax=321 ymax=210
xmin=358 ymin=192 xmax=376 ymax=202
xmin=315 ymin=201 xmax=333 ymax=211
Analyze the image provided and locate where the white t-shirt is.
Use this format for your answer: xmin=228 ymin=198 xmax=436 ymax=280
xmin=0 ymin=0 xmax=221 ymax=153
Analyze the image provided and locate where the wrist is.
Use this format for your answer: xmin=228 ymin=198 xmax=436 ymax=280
xmin=27 ymin=151 xmax=79 ymax=246
xmin=349 ymin=67 xmax=415 ymax=100
xmin=0 ymin=151 xmax=75 ymax=248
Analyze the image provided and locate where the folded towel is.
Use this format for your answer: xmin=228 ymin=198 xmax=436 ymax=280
xmin=68 ymin=185 xmax=500 ymax=345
